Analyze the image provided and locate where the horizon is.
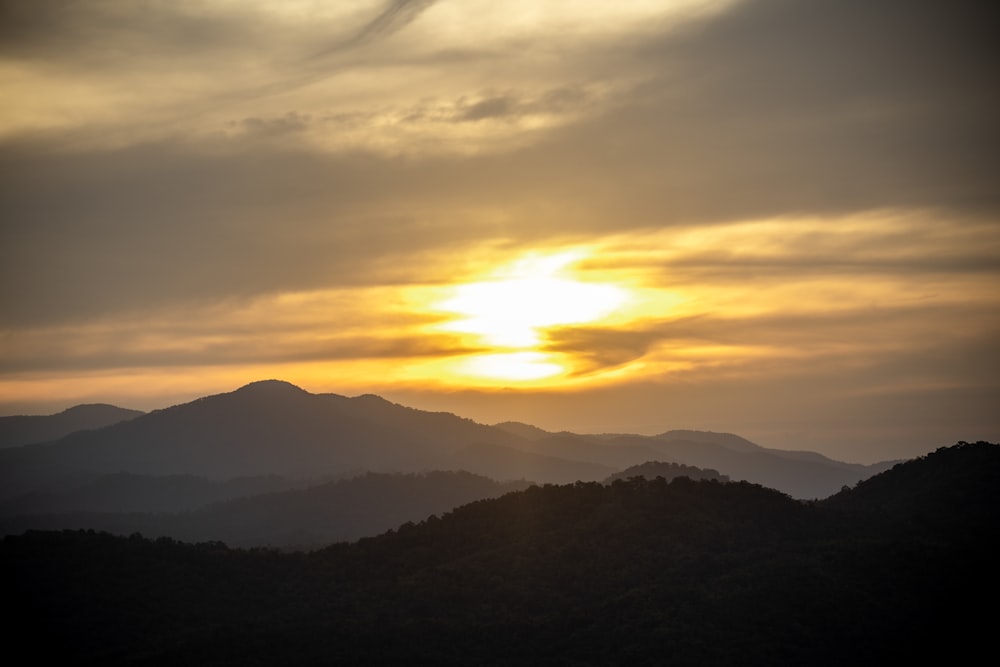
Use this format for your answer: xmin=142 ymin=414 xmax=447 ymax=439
xmin=0 ymin=377 xmax=961 ymax=465
xmin=2 ymin=0 xmax=998 ymax=465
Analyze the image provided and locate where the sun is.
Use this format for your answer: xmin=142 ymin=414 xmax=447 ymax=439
xmin=433 ymin=249 xmax=630 ymax=382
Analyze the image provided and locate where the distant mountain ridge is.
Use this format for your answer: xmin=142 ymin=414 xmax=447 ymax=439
xmin=0 ymin=403 xmax=144 ymax=448
xmin=1 ymin=380 xmax=895 ymax=503
xmin=0 ymin=472 xmax=299 ymax=516
xmin=500 ymin=421 xmax=893 ymax=498
xmin=0 ymin=380 xmax=525 ymax=480
xmin=0 ymin=470 xmax=532 ymax=549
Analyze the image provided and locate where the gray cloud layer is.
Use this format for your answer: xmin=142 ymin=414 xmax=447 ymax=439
xmin=2 ymin=0 xmax=998 ymax=326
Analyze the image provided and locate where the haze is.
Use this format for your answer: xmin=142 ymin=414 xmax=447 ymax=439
xmin=1 ymin=0 xmax=998 ymax=463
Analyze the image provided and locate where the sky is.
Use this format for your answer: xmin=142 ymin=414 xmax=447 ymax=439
xmin=1 ymin=0 xmax=998 ymax=463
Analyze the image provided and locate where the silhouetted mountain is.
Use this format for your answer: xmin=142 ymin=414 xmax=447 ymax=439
xmin=4 ymin=442 xmax=994 ymax=665
xmin=441 ymin=441 xmax=614 ymax=484
xmin=605 ymin=460 xmax=729 ymax=484
xmin=499 ymin=428 xmax=892 ymax=498
xmin=822 ymin=441 xmax=1000 ymax=537
xmin=612 ymin=431 xmax=892 ymax=498
xmin=515 ymin=432 xmax=664 ymax=470
xmin=0 ymin=471 xmax=531 ymax=548
xmin=492 ymin=420 xmax=553 ymax=440
xmin=0 ymin=403 xmax=143 ymax=448
xmin=490 ymin=424 xmax=895 ymax=498
xmin=0 ymin=472 xmax=298 ymax=515
xmin=0 ymin=380 xmax=536 ymax=489
xmin=659 ymin=429 xmax=761 ymax=452
xmin=0 ymin=380 xmax=894 ymax=503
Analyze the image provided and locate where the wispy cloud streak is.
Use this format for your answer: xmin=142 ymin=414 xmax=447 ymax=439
xmin=332 ymin=0 xmax=438 ymax=52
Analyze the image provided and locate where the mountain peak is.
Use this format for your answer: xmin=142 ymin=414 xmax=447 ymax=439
xmin=0 ymin=403 xmax=145 ymax=448
xmin=233 ymin=380 xmax=309 ymax=396
xmin=657 ymin=429 xmax=761 ymax=453
xmin=59 ymin=403 xmax=140 ymax=416
xmin=493 ymin=421 xmax=552 ymax=440
xmin=351 ymin=393 xmax=392 ymax=405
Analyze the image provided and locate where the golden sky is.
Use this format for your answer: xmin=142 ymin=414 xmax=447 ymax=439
xmin=1 ymin=0 xmax=998 ymax=462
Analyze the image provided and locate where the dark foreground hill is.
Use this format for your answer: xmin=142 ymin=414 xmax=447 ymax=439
xmin=605 ymin=460 xmax=729 ymax=484
xmin=4 ymin=441 xmax=996 ymax=666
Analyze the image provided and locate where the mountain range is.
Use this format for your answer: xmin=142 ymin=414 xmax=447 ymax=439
xmin=4 ymin=441 xmax=995 ymax=665
xmin=0 ymin=379 xmax=910 ymax=547
xmin=0 ymin=379 xmax=894 ymax=502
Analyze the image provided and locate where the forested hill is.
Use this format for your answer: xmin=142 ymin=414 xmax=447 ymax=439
xmin=605 ymin=460 xmax=729 ymax=483
xmin=4 ymin=441 xmax=997 ymax=666
xmin=823 ymin=440 xmax=999 ymax=516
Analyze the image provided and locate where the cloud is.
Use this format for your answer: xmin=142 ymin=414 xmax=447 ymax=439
xmin=441 ymin=0 xmax=998 ymax=230
xmin=0 ymin=281 xmax=483 ymax=374
xmin=446 ymin=87 xmax=594 ymax=123
xmin=1 ymin=0 xmax=997 ymax=459
xmin=543 ymin=300 xmax=1000 ymax=378
xmin=316 ymin=0 xmax=438 ymax=55
xmin=0 ymin=325 xmax=479 ymax=374
xmin=234 ymin=112 xmax=312 ymax=138
xmin=457 ymin=96 xmax=516 ymax=122
xmin=0 ymin=2 xmax=447 ymax=145
xmin=0 ymin=137 xmax=491 ymax=325
xmin=580 ymin=213 xmax=1000 ymax=284
xmin=0 ymin=1 xmax=281 ymax=67
xmin=2 ymin=134 xmax=997 ymax=330
xmin=544 ymin=325 xmax=671 ymax=373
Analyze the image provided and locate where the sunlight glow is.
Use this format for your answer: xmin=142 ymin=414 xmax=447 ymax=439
xmin=458 ymin=352 xmax=566 ymax=382
xmin=433 ymin=249 xmax=630 ymax=381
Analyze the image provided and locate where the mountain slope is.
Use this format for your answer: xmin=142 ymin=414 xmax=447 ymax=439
xmin=513 ymin=432 xmax=664 ymax=470
xmin=439 ymin=442 xmax=614 ymax=485
xmin=643 ymin=433 xmax=890 ymax=498
xmin=4 ymin=441 xmax=994 ymax=665
xmin=492 ymin=421 xmax=553 ymax=440
xmin=0 ymin=404 xmax=144 ymax=448
xmin=0 ymin=380 xmax=895 ymax=500
xmin=0 ymin=472 xmax=299 ymax=515
xmin=647 ymin=437 xmax=867 ymax=499
xmin=0 ymin=381 xmax=533 ymax=483
xmin=0 ymin=471 xmax=532 ymax=548
xmin=822 ymin=440 xmax=1000 ymax=533
xmin=518 ymin=429 xmax=891 ymax=498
